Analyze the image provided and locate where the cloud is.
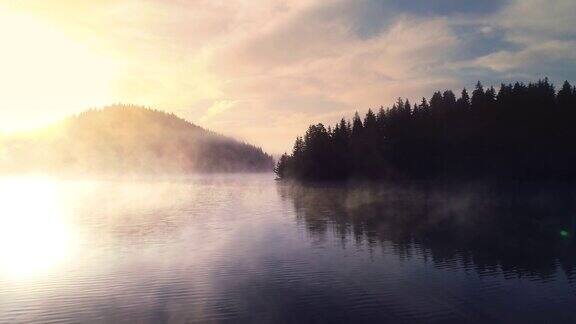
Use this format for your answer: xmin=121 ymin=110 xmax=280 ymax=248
xmin=472 ymin=40 xmax=576 ymax=73
xmin=199 ymin=100 xmax=237 ymax=123
xmin=2 ymin=0 xmax=576 ymax=153
xmin=497 ymin=0 xmax=576 ymax=39
xmin=458 ymin=0 xmax=576 ymax=80
xmin=204 ymin=7 xmax=460 ymax=151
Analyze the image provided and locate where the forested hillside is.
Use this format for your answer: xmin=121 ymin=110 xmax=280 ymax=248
xmin=0 ymin=105 xmax=274 ymax=174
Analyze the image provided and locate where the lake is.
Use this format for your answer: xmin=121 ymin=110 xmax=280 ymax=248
xmin=0 ymin=174 xmax=575 ymax=323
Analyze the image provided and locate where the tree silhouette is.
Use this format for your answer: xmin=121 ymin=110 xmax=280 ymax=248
xmin=276 ymin=79 xmax=576 ymax=181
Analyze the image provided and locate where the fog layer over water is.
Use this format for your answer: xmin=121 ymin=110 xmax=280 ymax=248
xmin=0 ymin=174 xmax=575 ymax=323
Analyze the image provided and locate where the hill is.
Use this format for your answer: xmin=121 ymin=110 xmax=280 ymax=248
xmin=276 ymin=79 xmax=576 ymax=181
xmin=0 ymin=105 xmax=274 ymax=174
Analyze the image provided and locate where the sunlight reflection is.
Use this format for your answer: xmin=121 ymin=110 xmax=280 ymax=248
xmin=0 ymin=177 xmax=76 ymax=279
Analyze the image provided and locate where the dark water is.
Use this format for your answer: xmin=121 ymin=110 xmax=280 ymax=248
xmin=0 ymin=174 xmax=575 ymax=323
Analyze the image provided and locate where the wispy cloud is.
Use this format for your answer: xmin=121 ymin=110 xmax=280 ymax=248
xmin=1 ymin=0 xmax=575 ymax=153
xmin=199 ymin=100 xmax=237 ymax=124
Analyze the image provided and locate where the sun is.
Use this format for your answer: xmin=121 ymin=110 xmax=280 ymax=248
xmin=0 ymin=177 xmax=76 ymax=279
xmin=0 ymin=9 xmax=119 ymax=133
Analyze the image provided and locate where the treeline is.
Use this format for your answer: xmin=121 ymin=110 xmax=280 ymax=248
xmin=276 ymin=79 xmax=576 ymax=181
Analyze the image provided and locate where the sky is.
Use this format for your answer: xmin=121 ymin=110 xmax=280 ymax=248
xmin=0 ymin=0 xmax=575 ymax=154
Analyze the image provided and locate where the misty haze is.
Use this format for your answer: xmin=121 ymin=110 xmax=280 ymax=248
xmin=1 ymin=1 xmax=576 ymax=324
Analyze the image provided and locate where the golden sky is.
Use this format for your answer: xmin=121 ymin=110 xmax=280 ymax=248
xmin=1 ymin=0 xmax=575 ymax=153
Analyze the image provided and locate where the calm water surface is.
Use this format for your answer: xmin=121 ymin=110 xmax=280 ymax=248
xmin=0 ymin=174 xmax=575 ymax=323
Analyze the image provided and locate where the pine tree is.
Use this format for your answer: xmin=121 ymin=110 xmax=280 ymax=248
xmin=352 ymin=112 xmax=363 ymax=136
xmin=277 ymin=78 xmax=576 ymax=181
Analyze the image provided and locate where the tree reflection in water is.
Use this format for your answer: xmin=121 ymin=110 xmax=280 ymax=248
xmin=278 ymin=181 xmax=576 ymax=281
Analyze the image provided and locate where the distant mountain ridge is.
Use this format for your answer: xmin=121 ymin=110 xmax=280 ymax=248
xmin=0 ymin=105 xmax=274 ymax=174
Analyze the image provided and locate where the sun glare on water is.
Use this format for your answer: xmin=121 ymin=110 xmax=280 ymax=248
xmin=0 ymin=177 xmax=77 ymax=279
